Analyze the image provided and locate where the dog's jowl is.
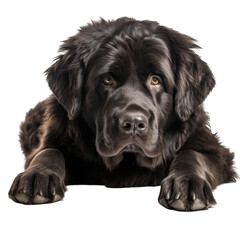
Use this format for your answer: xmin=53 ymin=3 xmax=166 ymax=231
xmin=9 ymin=17 xmax=237 ymax=211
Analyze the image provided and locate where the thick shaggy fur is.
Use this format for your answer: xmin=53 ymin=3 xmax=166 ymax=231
xmin=9 ymin=17 xmax=237 ymax=210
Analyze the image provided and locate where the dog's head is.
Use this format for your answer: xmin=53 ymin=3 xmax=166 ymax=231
xmin=46 ymin=17 xmax=215 ymax=170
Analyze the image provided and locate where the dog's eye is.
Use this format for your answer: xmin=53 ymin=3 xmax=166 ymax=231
xmin=103 ymin=76 xmax=113 ymax=86
xmin=150 ymin=75 xmax=161 ymax=85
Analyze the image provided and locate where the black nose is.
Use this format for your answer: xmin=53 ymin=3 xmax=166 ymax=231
xmin=120 ymin=112 xmax=148 ymax=135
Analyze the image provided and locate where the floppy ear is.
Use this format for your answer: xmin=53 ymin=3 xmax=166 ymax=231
xmin=156 ymin=26 xmax=215 ymax=122
xmin=45 ymin=38 xmax=84 ymax=120
xmin=175 ymin=52 xmax=216 ymax=121
xmin=45 ymin=18 xmax=113 ymax=120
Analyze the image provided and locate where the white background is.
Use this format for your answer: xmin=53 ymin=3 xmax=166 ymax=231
xmin=0 ymin=0 xmax=239 ymax=239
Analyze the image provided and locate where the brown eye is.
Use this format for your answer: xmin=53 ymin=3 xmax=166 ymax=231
xmin=151 ymin=75 xmax=161 ymax=85
xmin=103 ymin=76 xmax=113 ymax=85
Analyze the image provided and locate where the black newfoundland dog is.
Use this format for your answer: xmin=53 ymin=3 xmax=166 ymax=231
xmin=9 ymin=17 xmax=237 ymax=211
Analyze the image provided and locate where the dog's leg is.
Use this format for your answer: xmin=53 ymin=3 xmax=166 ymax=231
xmin=9 ymin=148 xmax=66 ymax=204
xmin=158 ymin=150 xmax=218 ymax=211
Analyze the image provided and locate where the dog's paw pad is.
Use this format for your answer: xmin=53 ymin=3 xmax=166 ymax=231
xmin=33 ymin=195 xmax=49 ymax=204
xmin=171 ymin=199 xmax=185 ymax=211
xmin=15 ymin=193 xmax=29 ymax=204
xmin=190 ymin=198 xmax=205 ymax=211
xmin=53 ymin=194 xmax=62 ymax=202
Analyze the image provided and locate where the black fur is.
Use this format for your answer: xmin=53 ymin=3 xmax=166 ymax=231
xmin=9 ymin=17 xmax=237 ymax=210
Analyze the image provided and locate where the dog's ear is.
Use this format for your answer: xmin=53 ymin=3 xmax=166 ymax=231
xmin=175 ymin=50 xmax=215 ymax=122
xmin=157 ymin=26 xmax=216 ymax=122
xmin=45 ymin=19 xmax=112 ymax=120
xmin=45 ymin=36 xmax=85 ymax=120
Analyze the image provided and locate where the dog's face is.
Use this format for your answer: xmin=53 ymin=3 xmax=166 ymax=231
xmin=46 ymin=17 xmax=215 ymax=170
xmin=83 ymin=35 xmax=174 ymax=170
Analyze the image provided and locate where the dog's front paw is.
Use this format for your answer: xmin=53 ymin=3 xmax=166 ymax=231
xmin=158 ymin=175 xmax=216 ymax=211
xmin=9 ymin=169 xmax=66 ymax=204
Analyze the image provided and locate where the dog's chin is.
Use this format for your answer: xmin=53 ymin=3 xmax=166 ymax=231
xmin=121 ymin=143 xmax=145 ymax=155
xmin=100 ymin=144 xmax=163 ymax=171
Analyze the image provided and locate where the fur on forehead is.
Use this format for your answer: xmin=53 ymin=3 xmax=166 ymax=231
xmin=86 ymin=35 xmax=174 ymax=89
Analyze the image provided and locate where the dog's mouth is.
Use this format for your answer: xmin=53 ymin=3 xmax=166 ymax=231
xmin=120 ymin=143 xmax=144 ymax=155
xmin=99 ymin=141 xmax=163 ymax=171
xmin=98 ymin=137 xmax=158 ymax=157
